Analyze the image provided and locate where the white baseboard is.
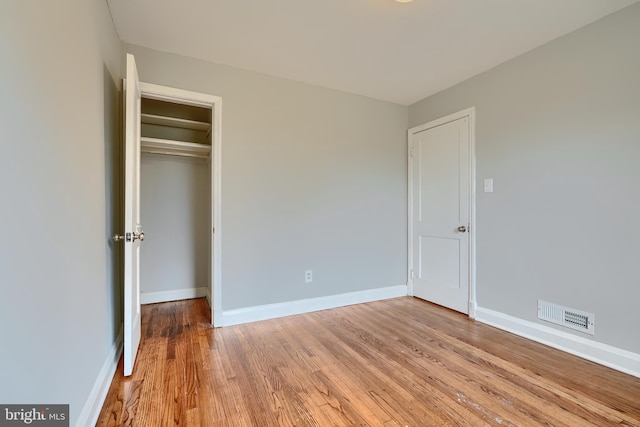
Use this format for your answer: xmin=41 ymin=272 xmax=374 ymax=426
xmin=205 ymin=286 xmax=212 ymax=307
xmin=475 ymin=306 xmax=640 ymax=378
xmin=140 ymin=287 xmax=208 ymax=305
xmin=76 ymin=326 xmax=123 ymax=427
xmin=223 ymin=285 xmax=407 ymax=326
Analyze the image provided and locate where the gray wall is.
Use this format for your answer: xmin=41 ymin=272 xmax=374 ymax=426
xmin=0 ymin=0 xmax=122 ymax=424
xmin=125 ymin=44 xmax=409 ymax=310
xmin=409 ymin=3 xmax=640 ymax=354
xmin=140 ymin=154 xmax=210 ymax=294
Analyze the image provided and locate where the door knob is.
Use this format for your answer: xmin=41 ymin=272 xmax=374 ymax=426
xmin=113 ymin=232 xmax=144 ymax=242
xmin=457 ymin=225 xmax=467 ymax=233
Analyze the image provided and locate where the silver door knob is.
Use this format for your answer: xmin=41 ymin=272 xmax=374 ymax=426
xmin=133 ymin=231 xmax=145 ymax=242
xmin=113 ymin=234 xmax=124 ymax=242
xmin=457 ymin=226 xmax=467 ymax=233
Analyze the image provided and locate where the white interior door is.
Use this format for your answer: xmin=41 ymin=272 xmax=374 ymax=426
xmin=410 ymin=113 xmax=471 ymax=314
xmin=123 ymin=53 xmax=142 ymax=376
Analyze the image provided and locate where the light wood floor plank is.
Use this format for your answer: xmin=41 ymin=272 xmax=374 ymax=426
xmin=358 ymin=304 xmax=575 ymax=426
xmin=97 ymin=297 xmax=640 ymax=426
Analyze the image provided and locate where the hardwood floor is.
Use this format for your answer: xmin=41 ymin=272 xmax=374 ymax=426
xmin=97 ymin=297 xmax=640 ymax=426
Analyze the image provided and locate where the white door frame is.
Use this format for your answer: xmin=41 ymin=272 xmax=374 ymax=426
xmin=407 ymin=107 xmax=477 ymax=318
xmin=138 ymin=81 xmax=223 ymax=327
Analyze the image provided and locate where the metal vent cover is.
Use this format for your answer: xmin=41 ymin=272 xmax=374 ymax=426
xmin=537 ymin=300 xmax=595 ymax=335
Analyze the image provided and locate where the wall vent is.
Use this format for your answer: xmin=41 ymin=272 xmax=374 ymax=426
xmin=537 ymin=300 xmax=595 ymax=335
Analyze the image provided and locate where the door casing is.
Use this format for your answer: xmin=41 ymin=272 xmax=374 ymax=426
xmin=137 ymin=81 xmax=223 ymax=327
xmin=407 ymin=107 xmax=477 ymax=318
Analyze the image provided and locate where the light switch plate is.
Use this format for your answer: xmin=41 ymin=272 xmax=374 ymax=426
xmin=484 ymin=178 xmax=494 ymax=193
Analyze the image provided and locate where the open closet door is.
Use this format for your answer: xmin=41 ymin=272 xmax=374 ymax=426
xmin=123 ymin=53 xmax=143 ymax=376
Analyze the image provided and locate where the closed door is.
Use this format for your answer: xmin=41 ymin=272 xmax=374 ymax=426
xmin=409 ymin=113 xmax=471 ymax=314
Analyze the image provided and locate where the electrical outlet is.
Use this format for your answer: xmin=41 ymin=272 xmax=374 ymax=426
xmin=304 ymin=270 xmax=313 ymax=283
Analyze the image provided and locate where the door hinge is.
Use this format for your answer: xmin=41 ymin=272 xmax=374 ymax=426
xmin=410 ymin=270 xmax=415 ymax=280
xmin=409 ymin=147 xmax=414 ymax=157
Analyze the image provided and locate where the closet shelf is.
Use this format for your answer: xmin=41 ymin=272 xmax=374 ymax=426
xmin=141 ymin=113 xmax=211 ymax=132
xmin=141 ymin=137 xmax=211 ymax=158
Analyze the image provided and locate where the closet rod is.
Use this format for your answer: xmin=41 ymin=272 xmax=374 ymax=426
xmin=141 ymin=149 xmax=208 ymax=159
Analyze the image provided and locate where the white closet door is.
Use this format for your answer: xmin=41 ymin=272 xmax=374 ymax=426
xmin=123 ymin=53 xmax=143 ymax=376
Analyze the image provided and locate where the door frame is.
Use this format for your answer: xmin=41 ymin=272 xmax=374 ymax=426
xmin=407 ymin=107 xmax=477 ymax=318
xmin=138 ymin=81 xmax=223 ymax=327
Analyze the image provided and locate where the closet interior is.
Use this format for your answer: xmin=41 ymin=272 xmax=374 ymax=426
xmin=141 ymin=97 xmax=212 ymax=158
xmin=139 ymin=95 xmax=213 ymax=305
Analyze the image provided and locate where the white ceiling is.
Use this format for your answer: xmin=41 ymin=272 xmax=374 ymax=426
xmin=107 ymin=0 xmax=638 ymax=105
